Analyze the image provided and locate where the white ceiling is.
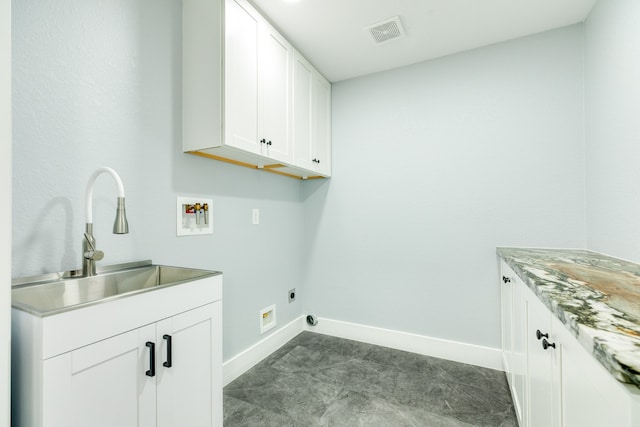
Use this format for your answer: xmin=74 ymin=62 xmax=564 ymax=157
xmin=250 ymin=0 xmax=597 ymax=82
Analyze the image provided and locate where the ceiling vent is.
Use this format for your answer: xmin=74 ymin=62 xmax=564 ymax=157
xmin=365 ymin=16 xmax=406 ymax=45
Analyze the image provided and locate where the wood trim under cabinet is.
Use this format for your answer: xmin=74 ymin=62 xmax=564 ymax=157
xmin=188 ymin=151 xmax=324 ymax=180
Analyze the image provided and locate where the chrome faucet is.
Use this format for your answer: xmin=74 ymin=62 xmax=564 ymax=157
xmin=82 ymin=167 xmax=129 ymax=277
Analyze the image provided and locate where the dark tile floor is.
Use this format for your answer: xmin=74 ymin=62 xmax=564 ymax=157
xmin=224 ymin=332 xmax=518 ymax=426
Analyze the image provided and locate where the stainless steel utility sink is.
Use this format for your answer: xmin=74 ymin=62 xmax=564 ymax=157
xmin=12 ymin=261 xmax=220 ymax=316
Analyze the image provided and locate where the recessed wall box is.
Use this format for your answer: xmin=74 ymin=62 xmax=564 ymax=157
xmin=177 ymin=196 xmax=213 ymax=236
xmin=259 ymin=305 xmax=276 ymax=334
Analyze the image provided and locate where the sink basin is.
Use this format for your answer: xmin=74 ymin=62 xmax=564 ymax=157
xmin=12 ymin=262 xmax=220 ymax=316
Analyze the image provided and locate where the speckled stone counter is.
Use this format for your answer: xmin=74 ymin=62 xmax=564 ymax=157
xmin=497 ymin=247 xmax=640 ymax=389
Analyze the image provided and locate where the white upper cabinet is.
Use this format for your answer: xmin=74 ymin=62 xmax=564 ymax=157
xmin=225 ymin=0 xmax=292 ymax=163
xmin=292 ymin=51 xmax=331 ymax=177
xmin=257 ymin=22 xmax=292 ymax=163
xmin=183 ymin=0 xmax=330 ymax=179
xmin=312 ymin=70 xmax=332 ymax=176
xmin=292 ymin=52 xmax=313 ymax=171
xmin=224 ymin=0 xmax=259 ymax=154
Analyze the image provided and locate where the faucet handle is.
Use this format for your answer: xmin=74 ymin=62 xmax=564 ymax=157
xmin=84 ymin=249 xmax=104 ymax=261
xmin=83 ymin=232 xmax=104 ymax=261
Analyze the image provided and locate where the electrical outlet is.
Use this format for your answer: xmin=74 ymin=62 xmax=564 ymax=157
xmin=252 ymin=208 xmax=260 ymax=225
xmin=288 ymin=288 xmax=296 ymax=303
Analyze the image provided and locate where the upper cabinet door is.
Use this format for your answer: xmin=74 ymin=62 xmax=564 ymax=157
xmin=224 ymin=0 xmax=259 ymax=154
xmin=292 ymin=51 xmax=314 ymax=171
xmin=312 ymin=73 xmax=331 ymax=176
xmin=257 ymin=23 xmax=292 ymax=163
xmin=292 ymin=51 xmax=332 ymax=177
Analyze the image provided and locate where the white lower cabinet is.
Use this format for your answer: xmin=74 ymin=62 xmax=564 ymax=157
xmin=553 ymin=315 xmax=637 ymax=427
xmin=12 ymin=273 xmax=223 ymax=427
xmin=500 ymin=261 xmax=640 ymax=427
xmin=41 ymin=303 xmax=221 ymax=427
xmin=500 ymin=260 xmax=526 ymax=425
xmin=523 ymin=284 xmax=561 ymax=427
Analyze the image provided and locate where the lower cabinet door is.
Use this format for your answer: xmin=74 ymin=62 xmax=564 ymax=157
xmin=525 ymin=288 xmax=555 ymax=427
xmin=43 ymin=325 xmax=157 ymax=427
xmin=554 ymin=317 xmax=631 ymax=427
xmin=500 ymin=261 xmax=514 ymax=386
xmin=156 ymin=303 xmax=222 ymax=427
xmin=511 ymin=277 xmax=528 ymax=426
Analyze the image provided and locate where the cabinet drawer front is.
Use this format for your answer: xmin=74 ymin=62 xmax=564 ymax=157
xmin=71 ymin=328 xmax=140 ymax=373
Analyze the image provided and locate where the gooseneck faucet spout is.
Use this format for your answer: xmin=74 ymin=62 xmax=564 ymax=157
xmin=83 ymin=167 xmax=129 ymax=277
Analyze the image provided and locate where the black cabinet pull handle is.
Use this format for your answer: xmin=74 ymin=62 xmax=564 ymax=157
xmin=502 ymin=276 xmax=511 ymax=284
xmin=163 ymin=334 xmax=172 ymax=368
xmin=536 ymin=330 xmax=549 ymax=340
xmin=542 ymin=339 xmax=556 ymax=350
xmin=267 ymin=140 xmax=272 ymax=146
xmin=260 ymin=138 xmax=266 ymax=144
xmin=145 ymin=341 xmax=155 ymax=377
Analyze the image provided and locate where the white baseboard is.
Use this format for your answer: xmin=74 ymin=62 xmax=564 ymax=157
xmin=222 ymin=315 xmax=305 ymax=386
xmin=305 ymin=317 xmax=503 ymax=371
xmin=223 ymin=316 xmax=503 ymax=386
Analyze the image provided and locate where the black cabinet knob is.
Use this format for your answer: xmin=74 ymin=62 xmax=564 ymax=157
xmin=267 ymin=140 xmax=272 ymax=146
xmin=542 ymin=339 xmax=556 ymax=350
xmin=502 ymin=276 xmax=511 ymax=284
xmin=260 ymin=138 xmax=266 ymax=144
xmin=536 ymin=330 xmax=549 ymax=340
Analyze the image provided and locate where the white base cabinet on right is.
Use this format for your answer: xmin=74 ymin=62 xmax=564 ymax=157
xmin=500 ymin=261 xmax=640 ymax=427
xmin=553 ymin=315 xmax=640 ymax=427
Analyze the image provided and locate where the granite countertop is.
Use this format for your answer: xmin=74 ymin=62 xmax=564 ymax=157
xmin=497 ymin=247 xmax=640 ymax=389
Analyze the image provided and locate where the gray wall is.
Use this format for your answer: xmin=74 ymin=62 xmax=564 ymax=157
xmin=12 ymin=0 xmax=305 ymax=361
xmin=13 ymin=0 xmax=617 ymax=362
xmin=2 ymin=0 xmax=11 ymax=420
xmin=303 ymin=25 xmax=587 ymax=348
xmin=585 ymin=0 xmax=640 ymax=261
